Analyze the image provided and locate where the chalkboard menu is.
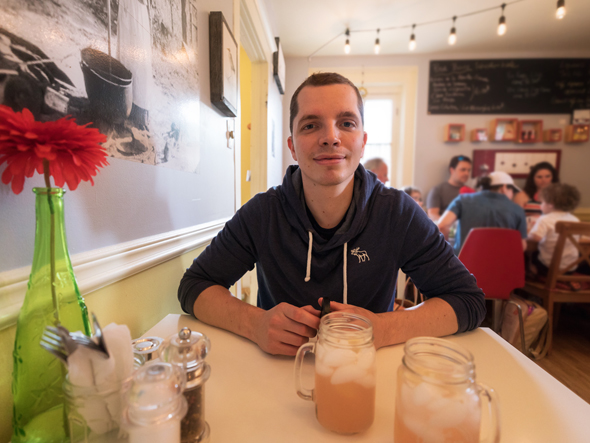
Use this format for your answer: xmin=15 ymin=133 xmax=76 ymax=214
xmin=428 ymin=59 xmax=590 ymax=114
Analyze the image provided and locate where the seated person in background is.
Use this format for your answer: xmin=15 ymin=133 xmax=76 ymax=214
xmin=437 ymin=171 xmax=527 ymax=255
xmin=528 ymin=183 xmax=589 ymax=276
xmin=179 ymin=72 xmax=486 ymax=356
xmin=513 ymin=162 xmax=559 ymax=225
xmin=426 ymin=155 xmax=473 ymax=221
xmin=402 ymin=186 xmax=424 ymax=210
xmin=363 ymin=158 xmax=389 ymax=184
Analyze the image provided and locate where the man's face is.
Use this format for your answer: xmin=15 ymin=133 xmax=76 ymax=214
xmin=449 ymin=161 xmax=472 ymax=186
xmin=288 ymin=84 xmax=367 ymax=189
xmin=374 ymin=163 xmax=389 ymax=184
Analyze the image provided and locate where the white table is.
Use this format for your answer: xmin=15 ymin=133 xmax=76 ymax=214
xmin=145 ymin=314 xmax=590 ymax=442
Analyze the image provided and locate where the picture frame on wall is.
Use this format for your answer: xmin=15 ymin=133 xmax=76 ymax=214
xmin=572 ymin=109 xmax=590 ymax=125
xmin=209 ymin=11 xmax=238 ymax=117
xmin=273 ymin=37 xmax=286 ymax=95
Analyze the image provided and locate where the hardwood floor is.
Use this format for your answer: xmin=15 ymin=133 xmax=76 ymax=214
xmin=534 ymin=304 xmax=590 ymax=404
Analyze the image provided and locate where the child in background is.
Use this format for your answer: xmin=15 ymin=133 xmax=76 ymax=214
xmin=528 ymin=183 xmax=587 ymax=276
xmin=402 ymin=186 xmax=425 ymax=211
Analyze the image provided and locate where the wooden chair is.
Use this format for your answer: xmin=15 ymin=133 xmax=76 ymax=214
xmin=521 ymin=221 xmax=590 ymax=354
xmin=458 ymin=228 xmax=527 ymax=354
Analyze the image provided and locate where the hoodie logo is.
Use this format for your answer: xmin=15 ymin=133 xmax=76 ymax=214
xmin=351 ymin=247 xmax=370 ymax=263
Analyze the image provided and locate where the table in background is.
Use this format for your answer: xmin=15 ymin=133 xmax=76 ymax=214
xmin=145 ymin=314 xmax=590 ymax=442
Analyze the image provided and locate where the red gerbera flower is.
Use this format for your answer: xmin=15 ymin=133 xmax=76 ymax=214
xmin=0 ymin=105 xmax=108 ymax=194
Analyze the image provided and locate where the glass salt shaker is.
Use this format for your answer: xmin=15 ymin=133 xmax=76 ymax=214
xmin=162 ymin=327 xmax=211 ymax=443
xmin=123 ymin=362 xmax=187 ymax=443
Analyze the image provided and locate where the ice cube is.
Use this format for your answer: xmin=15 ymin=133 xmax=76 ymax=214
xmin=322 ymin=348 xmax=358 ymax=368
xmin=315 ymin=342 xmax=328 ymax=363
xmin=356 ymin=348 xmax=375 ymax=370
xmin=428 ymin=396 xmax=469 ymax=429
xmin=411 ymin=382 xmax=445 ymax=407
xmin=316 ymin=361 xmax=335 ymax=378
xmin=331 ymin=364 xmax=366 ymax=385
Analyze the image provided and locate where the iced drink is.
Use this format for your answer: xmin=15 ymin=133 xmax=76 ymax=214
xmin=314 ymin=342 xmax=376 ymax=434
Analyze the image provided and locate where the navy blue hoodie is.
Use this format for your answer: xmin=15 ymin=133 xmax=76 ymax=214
xmin=179 ymin=165 xmax=485 ymax=333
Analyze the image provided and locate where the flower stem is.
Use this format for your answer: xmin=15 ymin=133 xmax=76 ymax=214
xmin=43 ymin=160 xmax=59 ymax=326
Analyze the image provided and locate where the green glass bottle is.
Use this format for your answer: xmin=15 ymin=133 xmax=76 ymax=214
xmin=12 ymin=188 xmax=91 ymax=443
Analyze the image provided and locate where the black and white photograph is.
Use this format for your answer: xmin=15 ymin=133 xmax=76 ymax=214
xmin=0 ymin=0 xmax=201 ymax=173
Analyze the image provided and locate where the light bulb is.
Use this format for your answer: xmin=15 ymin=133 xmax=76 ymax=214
xmin=344 ymin=39 xmax=351 ymax=54
xmin=409 ymin=34 xmax=416 ymax=51
xmin=448 ymin=28 xmax=457 ymax=45
xmin=556 ymin=0 xmax=566 ymax=19
xmin=374 ymin=38 xmax=380 ymax=54
xmin=409 ymin=25 xmax=416 ymax=51
xmin=448 ymin=17 xmax=457 ymax=46
xmin=497 ymin=16 xmax=507 ymax=35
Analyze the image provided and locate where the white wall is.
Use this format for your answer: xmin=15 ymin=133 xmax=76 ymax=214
xmin=283 ymin=50 xmax=590 ymax=207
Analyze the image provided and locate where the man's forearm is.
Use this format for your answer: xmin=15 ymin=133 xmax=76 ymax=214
xmin=193 ymin=285 xmax=262 ymax=344
xmin=375 ymin=298 xmax=458 ymax=348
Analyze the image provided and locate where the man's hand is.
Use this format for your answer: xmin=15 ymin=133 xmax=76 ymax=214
xmin=318 ymin=297 xmax=458 ymax=350
xmin=252 ymin=303 xmax=320 ymax=356
xmin=318 ymin=298 xmax=387 ymax=349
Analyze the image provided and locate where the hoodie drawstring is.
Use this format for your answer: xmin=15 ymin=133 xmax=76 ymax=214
xmin=304 ymin=231 xmax=313 ymax=282
xmin=343 ymin=242 xmax=348 ymax=304
xmin=303 ymin=231 xmax=348 ymax=306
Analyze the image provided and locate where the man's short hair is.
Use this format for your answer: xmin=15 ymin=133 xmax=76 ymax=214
xmin=449 ymin=155 xmax=472 ymax=170
xmin=363 ymin=158 xmax=385 ymax=172
xmin=539 ymin=183 xmax=581 ymax=212
xmin=289 ymin=72 xmax=364 ymax=134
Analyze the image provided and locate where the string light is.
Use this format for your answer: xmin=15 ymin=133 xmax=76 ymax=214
xmin=344 ymin=28 xmax=351 ymax=54
xmin=448 ymin=16 xmax=457 ymax=45
xmin=497 ymin=4 xmax=507 ymax=35
xmin=409 ymin=24 xmax=416 ymax=51
xmin=374 ymin=29 xmax=381 ymax=54
xmin=555 ymin=0 xmax=566 ymax=19
xmin=305 ymin=0 xmax=528 ymax=60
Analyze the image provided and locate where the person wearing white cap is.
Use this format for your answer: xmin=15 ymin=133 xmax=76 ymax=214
xmin=436 ymin=170 xmax=527 ymax=255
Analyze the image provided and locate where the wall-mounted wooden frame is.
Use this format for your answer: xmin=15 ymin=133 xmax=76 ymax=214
xmin=472 ymin=149 xmax=561 ymax=179
xmin=471 ymin=128 xmax=488 ymax=142
xmin=444 ymin=124 xmax=465 ymax=142
xmin=273 ymin=37 xmax=286 ymax=95
xmin=209 ymin=11 xmax=238 ymax=117
xmin=565 ymin=124 xmax=589 ymax=143
xmin=518 ymin=120 xmax=543 ymax=143
xmin=543 ymin=129 xmax=562 ymax=143
xmin=490 ymin=118 xmax=518 ymax=141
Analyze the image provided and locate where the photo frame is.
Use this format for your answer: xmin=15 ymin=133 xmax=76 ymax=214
xmin=572 ymin=109 xmax=590 ymax=125
xmin=209 ymin=11 xmax=238 ymax=117
xmin=273 ymin=37 xmax=286 ymax=95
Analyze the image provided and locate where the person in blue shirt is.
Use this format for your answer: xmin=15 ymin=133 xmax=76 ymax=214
xmin=437 ymin=170 xmax=527 ymax=255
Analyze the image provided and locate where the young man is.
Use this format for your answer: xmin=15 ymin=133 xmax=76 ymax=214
xmin=426 ymin=155 xmax=473 ymax=221
xmin=178 ymin=73 xmax=485 ymax=356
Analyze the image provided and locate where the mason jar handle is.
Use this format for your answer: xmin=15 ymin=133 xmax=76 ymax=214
xmin=294 ymin=342 xmax=315 ymax=401
xmin=477 ymin=382 xmax=501 ymax=443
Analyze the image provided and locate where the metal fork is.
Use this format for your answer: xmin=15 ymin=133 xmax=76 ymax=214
xmin=40 ymin=328 xmax=73 ymax=364
xmin=91 ymin=313 xmax=109 ymax=357
xmin=47 ymin=324 xmax=109 ymax=357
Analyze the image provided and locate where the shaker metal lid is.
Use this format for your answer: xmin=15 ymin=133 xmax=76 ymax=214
xmin=162 ymin=328 xmax=211 ymax=381
xmin=131 ymin=336 xmax=163 ymax=360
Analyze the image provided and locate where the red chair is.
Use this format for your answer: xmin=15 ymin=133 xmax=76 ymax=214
xmin=458 ymin=228 xmax=527 ymax=354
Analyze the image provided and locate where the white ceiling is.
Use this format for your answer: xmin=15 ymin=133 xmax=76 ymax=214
xmin=262 ymin=0 xmax=590 ymax=58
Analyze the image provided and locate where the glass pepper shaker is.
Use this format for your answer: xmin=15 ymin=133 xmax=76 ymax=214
xmin=163 ymin=327 xmax=211 ymax=443
xmin=124 ymin=362 xmax=187 ymax=443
